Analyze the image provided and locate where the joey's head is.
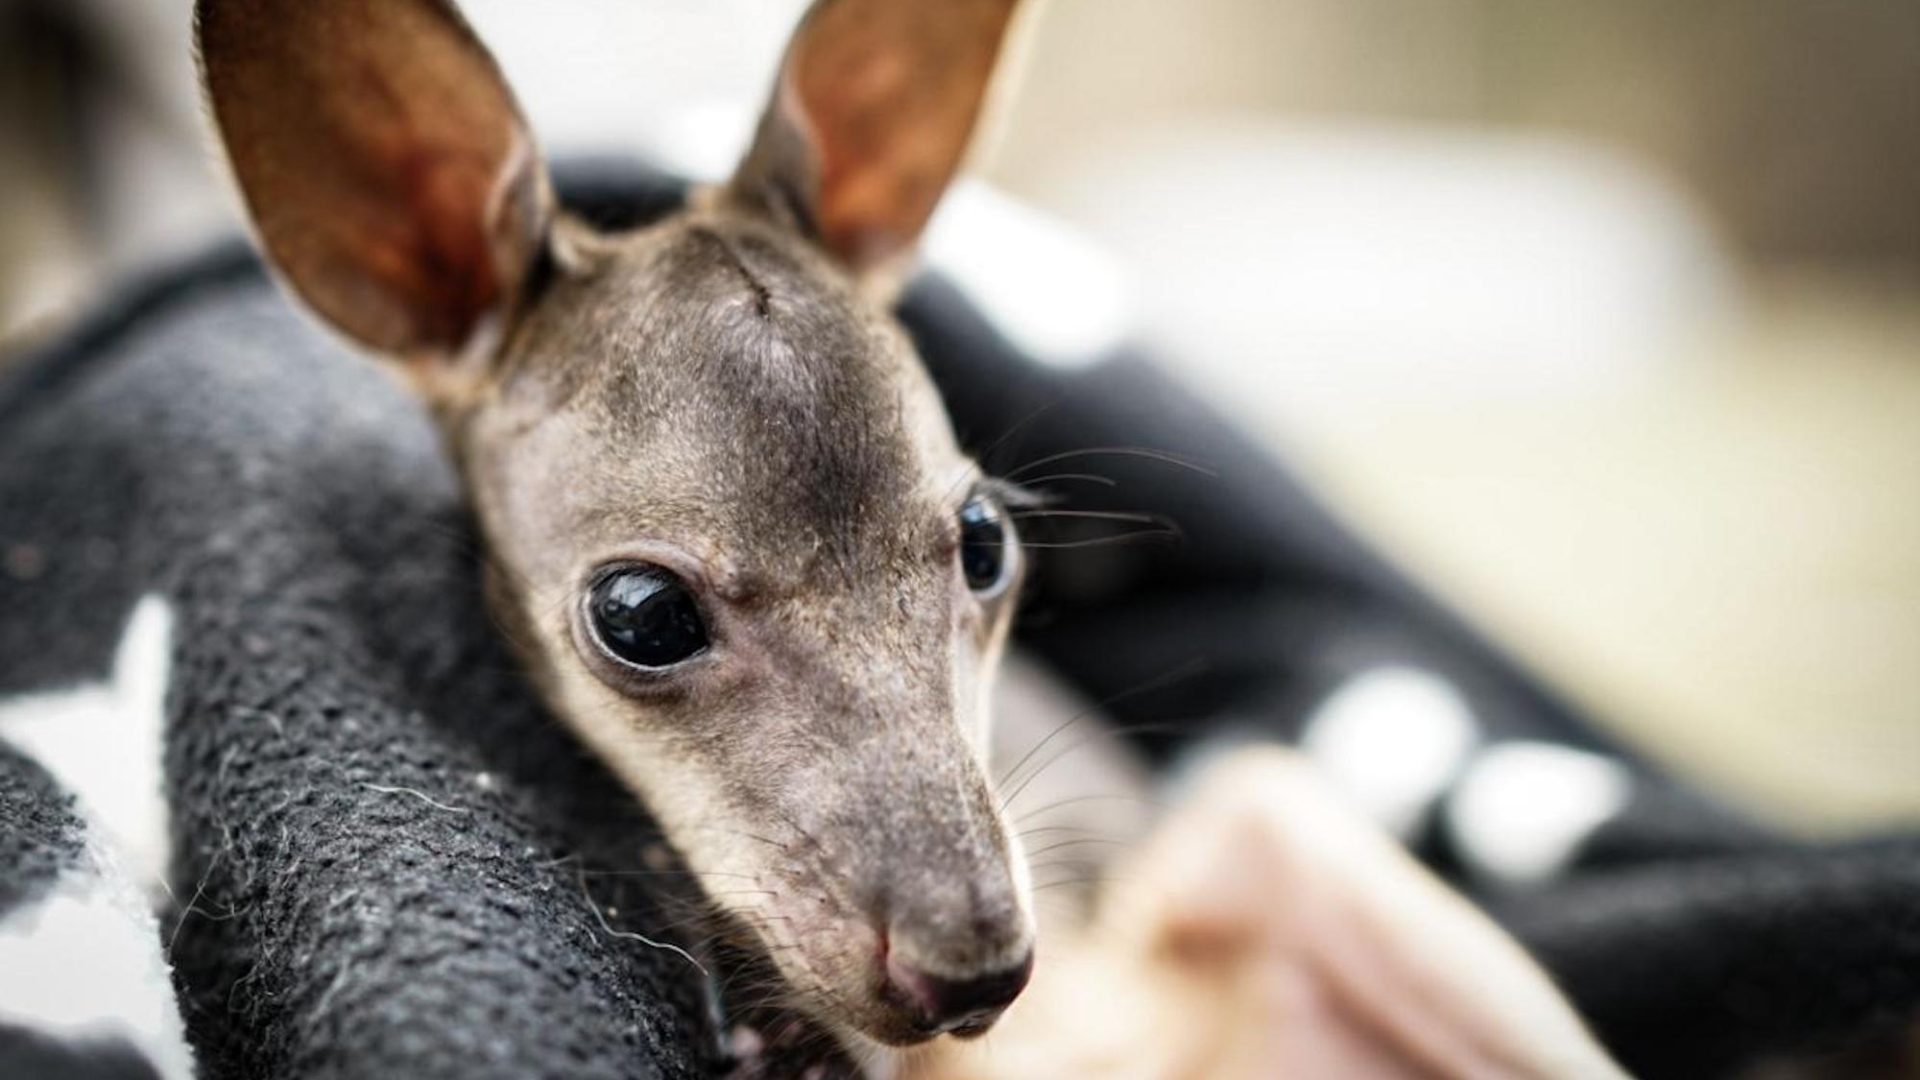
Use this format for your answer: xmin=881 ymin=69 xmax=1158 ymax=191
xmin=198 ymin=0 xmax=1036 ymax=1046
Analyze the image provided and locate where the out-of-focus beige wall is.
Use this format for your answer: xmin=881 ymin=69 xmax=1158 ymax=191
xmin=989 ymin=0 xmax=1920 ymax=269
xmin=983 ymin=0 xmax=1920 ymax=829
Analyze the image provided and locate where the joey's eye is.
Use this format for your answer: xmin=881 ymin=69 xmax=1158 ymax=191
xmin=586 ymin=566 xmax=709 ymax=669
xmin=959 ymin=494 xmax=1015 ymax=596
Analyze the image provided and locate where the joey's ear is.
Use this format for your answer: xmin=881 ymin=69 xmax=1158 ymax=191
xmin=729 ymin=0 xmax=1023 ymax=282
xmin=197 ymin=0 xmax=551 ymax=367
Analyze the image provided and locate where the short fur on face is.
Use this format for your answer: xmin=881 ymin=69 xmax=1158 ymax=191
xmin=198 ymin=0 xmax=1034 ymax=1048
xmin=461 ymin=212 xmax=1033 ymax=1043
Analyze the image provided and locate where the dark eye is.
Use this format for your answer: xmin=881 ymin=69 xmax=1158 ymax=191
xmin=959 ymin=494 xmax=1014 ymax=596
xmin=586 ymin=565 xmax=709 ymax=670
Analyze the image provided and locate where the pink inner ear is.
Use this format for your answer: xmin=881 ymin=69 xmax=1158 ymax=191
xmin=279 ymin=141 xmax=504 ymax=353
xmin=202 ymin=0 xmax=547 ymax=359
xmin=372 ymin=143 xmax=506 ymax=346
xmin=776 ymin=0 xmax=1019 ymax=272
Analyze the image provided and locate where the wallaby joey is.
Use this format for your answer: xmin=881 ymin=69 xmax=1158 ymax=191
xmin=197 ymin=0 xmax=1035 ymax=1050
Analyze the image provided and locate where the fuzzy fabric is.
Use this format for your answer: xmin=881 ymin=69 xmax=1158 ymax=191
xmin=0 ymin=746 xmax=85 ymax=914
xmin=1 ymin=242 xmax=731 ymax=1079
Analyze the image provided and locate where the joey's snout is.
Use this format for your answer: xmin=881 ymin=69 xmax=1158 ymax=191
xmin=883 ymin=936 xmax=1034 ymax=1038
xmin=734 ymin=724 xmax=1037 ymax=1045
xmin=876 ymin=859 xmax=1035 ymax=1038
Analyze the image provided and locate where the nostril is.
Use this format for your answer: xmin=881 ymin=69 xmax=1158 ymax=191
xmin=883 ymin=946 xmax=1034 ymax=1034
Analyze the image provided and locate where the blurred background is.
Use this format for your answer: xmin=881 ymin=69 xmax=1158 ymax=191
xmin=3 ymin=0 xmax=1915 ymax=829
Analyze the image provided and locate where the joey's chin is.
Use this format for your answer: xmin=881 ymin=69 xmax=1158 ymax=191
xmin=828 ymin=972 xmax=1021 ymax=1048
xmin=873 ymin=1011 xmax=1009 ymax=1048
xmin=775 ymin=972 xmax=936 ymax=1048
xmin=777 ymin=963 xmax=1003 ymax=1049
xmin=836 ymin=998 xmax=985 ymax=1049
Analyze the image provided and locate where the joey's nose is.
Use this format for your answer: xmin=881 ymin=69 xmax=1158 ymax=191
xmin=884 ymin=947 xmax=1034 ymax=1036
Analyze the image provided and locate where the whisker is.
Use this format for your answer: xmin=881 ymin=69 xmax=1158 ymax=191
xmin=1011 ymin=791 xmax=1169 ymax=825
xmin=998 ymin=718 xmax=1187 ymax=811
xmin=1028 ymin=874 xmax=1126 ymax=894
xmin=1009 ymin=508 xmax=1169 ymax=527
xmin=1021 ymin=836 xmax=1135 ymax=860
xmin=952 ymin=399 xmax=1063 ymax=497
xmin=578 ymin=867 xmax=760 ymax=881
xmin=1015 ymin=531 xmax=1180 ymax=550
xmin=673 ymin=824 xmax=791 ymax=852
xmin=1004 ymin=445 xmax=1217 ymax=481
xmin=997 ymin=660 xmax=1203 ymax=795
xmin=1012 ymin=471 xmax=1118 ymax=490
xmin=1014 ymin=823 xmax=1136 ymax=840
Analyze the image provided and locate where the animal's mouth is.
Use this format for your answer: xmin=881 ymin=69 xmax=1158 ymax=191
xmin=873 ymin=991 xmax=1017 ymax=1045
xmin=851 ymin=986 xmax=1008 ymax=1048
